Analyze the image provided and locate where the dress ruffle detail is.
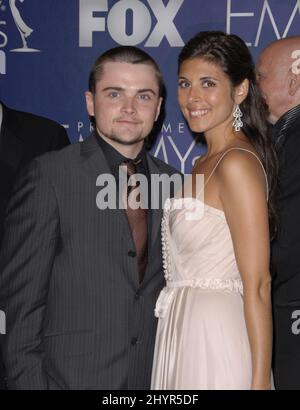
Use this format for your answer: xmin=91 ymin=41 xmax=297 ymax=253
xmin=155 ymin=277 xmax=243 ymax=318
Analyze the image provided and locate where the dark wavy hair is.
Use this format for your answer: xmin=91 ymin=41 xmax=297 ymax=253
xmin=178 ymin=31 xmax=278 ymax=238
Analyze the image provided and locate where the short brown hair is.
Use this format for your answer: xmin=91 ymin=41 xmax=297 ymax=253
xmin=88 ymin=46 xmax=165 ymax=97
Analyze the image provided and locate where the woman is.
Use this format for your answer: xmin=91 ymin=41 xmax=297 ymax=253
xmin=151 ymin=31 xmax=277 ymax=390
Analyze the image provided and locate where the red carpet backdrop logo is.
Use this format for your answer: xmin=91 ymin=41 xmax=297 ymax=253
xmin=79 ymin=0 xmax=185 ymax=48
xmin=1 ymin=0 xmax=300 ymax=171
xmin=9 ymin=0 xmax=39 ymax=51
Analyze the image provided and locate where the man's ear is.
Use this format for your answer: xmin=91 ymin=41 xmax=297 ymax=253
xmin=85 ymin=91 xmax=95 ymax=116
xmin=234 ymin=79 xmax=249 ymax=105
xmin=288 ymin=72 xmax=300 ymax=97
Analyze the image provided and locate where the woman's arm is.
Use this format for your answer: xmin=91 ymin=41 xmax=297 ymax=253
xmin=217 ymin=150 xmax=272 ymax=389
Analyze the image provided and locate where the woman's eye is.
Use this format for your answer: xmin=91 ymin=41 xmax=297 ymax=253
xmin=178 ymin=80 xmax=190 ymax=88
xmin=202 ymin=80 xmax=216 ymax=88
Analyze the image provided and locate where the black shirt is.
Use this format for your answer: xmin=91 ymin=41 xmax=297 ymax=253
xmin=95 ymin=131 xmax=149 ymax=180
xmin=95 ymin=131 xmax=152 ymax=244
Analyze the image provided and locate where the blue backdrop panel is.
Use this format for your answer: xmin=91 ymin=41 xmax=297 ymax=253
xmin=1 ymin=0 xmax=300 ymax=173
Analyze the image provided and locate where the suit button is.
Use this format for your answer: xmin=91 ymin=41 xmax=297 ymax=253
xmin=135 ymin=293 xmax=141 ymax=300
xmin=128 ymin=250 xmax=136 ymax=257
xmin=131 ymin=337 xmax=138 ymax=346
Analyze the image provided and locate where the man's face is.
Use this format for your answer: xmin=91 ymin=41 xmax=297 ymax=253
xmin=256 ymin=49 xmax=290 ymax=125
xmin=86 ymin=61 xmax=162 ymax=151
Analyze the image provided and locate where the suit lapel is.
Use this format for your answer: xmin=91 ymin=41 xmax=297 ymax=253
xmin=80 ymin=132 xmax=110 ymax=177
xmin=81 ymin=137 xmax=169 ymax=287
xmin=146 ymin=154 xmax=164 ymax=255
xmin=80 ymin=132 xmax=134 ymax=244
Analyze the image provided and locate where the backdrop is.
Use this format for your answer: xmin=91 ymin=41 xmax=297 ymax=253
xmin=1 ymin=0 xmax=300 ymax=173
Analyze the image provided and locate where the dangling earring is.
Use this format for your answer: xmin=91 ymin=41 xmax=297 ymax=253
xmin=233 ymin=105 xmax=243 ymax=132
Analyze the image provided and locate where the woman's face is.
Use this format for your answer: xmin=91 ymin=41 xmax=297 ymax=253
xmin=178 ymin=57 xmax=238 ymax=136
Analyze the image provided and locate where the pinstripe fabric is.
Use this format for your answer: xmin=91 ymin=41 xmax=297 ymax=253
xmin=0 ymin=103 xmax=70 ymax=390
xmin=273 ymin=104 xmax=300 ymax=151
xmin=0 ymin=133 xmax=179 ymax=390
xmin=271 ymin=106 xmax=300 ymax=388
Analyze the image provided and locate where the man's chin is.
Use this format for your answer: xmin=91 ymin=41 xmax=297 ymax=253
xmin=111 ymin=134 xmax=145 ymax=146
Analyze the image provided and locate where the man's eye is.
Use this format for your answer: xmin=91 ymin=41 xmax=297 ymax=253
xmin=178 ymin=80 xmax=190 ymax=88
xmin=139 ymin=94 xmax=151 ymax=101
xmin=109 ymin=91 xmax=120 ymax=98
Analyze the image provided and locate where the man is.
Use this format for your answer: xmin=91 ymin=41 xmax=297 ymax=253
xmin=257 ymin=36 xmax=300 ymax=389
xmin=0 ymin=47 xmax=179 ymax=389
xmin=0 ymin=101 xmax=69 ymax=389
xmin=0 ymin=102 xmax=70 ymax=241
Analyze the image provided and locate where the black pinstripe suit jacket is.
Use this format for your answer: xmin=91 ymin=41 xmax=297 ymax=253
xmin=0 ymin=133 xmax=179 ymax=390
xmin=0 ymin=102 xmax=69 ymax=390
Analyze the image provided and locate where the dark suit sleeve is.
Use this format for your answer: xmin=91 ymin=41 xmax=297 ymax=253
xmin=0 ymin=159 xmax=59 ymax=389
xmin=50 ymin=125 xmax=70 ymax=151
